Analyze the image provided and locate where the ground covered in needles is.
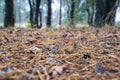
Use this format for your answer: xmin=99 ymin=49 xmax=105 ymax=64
xmin=0 ymin=27 xmax=120 ymax=80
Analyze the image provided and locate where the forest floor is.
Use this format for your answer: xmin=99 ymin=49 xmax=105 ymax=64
xmin=0 ymin=26 xmax=120 ymax=80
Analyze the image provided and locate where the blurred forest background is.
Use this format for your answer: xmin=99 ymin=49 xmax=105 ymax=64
xmin=0 ymin=0 xmax=120 ymax=28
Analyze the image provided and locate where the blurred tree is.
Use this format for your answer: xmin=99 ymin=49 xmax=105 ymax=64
xmin=85 ymin=0 xmax=95 ymax=25
xmin=69 ymin=0 xmax=75 ymax=26
xmin=66 ymin=0 xmax=87 ymax=25
xmin=47 ymin=0 xmax=52 ymax=27
xmin=39 ymin=1 xmax=42 ymax=28
xmin=59 ymin=0 xmax=62 ymax=26
xmin=74 ymin=0 xmax=86 ymax=24
xmin=4 ymin=0 xmax=14 ymax=27
xmin=28 ymin=0 xmax=33 ymax=27
xmin=34 ymin=0 xmax=42 ymax=28
xmin=94 ymin=0 xmax=119 ymax=27
xmin=28 ymin=0 xmax=42 ymax=28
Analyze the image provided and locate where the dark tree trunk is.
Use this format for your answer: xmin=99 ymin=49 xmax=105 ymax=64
xmin=86 ymin=0 xmax=95 ymax=25
xmin=39 ymin=8 xmax=42 ymax=28
xmin=94 ymin=0 xmax=118 ymax=27
xmin=105 ymin=0 xmax=119 ymax=26
xmin=47 ymin=0 xmax=52 ymax=28
xmin=34 ymin=0 xmax=40 ymax=27
xmin=70 ymin=0 xmax=75 ymax=26
xmin=4 ymin=0 xmax=14 ymax=27
xmin=28 ymin=0 xmax=42 ymax=28
xmin=28 ymin=0 xmax=33 ymax=27
xmin=59 ymin=0 xmax=62 ymax=25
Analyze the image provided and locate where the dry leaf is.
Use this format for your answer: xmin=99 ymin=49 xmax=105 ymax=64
xmin=25 ymin=46 xmax=41 ymax=54
xmin=50 ymin=66 xmax=64 ymax=77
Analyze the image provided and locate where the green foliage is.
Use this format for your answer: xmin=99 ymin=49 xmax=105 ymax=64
xmin=63 ymin=0 xmax=88 ymax=25
xmin=116 ymin=21 xmax=120 ymax=27
xmin=74 ymin=13 xmax=87 ymax=24
xmin=63 ymin=18 xmax=69 ymax=25
xmin=26 ymin=19 xmax=31 ymax=28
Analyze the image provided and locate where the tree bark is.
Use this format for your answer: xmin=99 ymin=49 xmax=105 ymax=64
xmin=47 ymin=0 xmax=52 ymax=28
xmin=39 ymin=8 xmax=42 ymax=28
xmin=94 ymin=0 xmax=118 ymax=27
xmin=28 ymin=0 xmax=42 ymax=28
xmin=28 ymin=0 xmax=33 ymax=27
xmin=105 ymin=0 xmax=119 ymax=26
xmin=70 ymin=0 xmax=75 ymax=26
xmin=59 ymin=0 xmax=62 ymax=25
xmin=4 ymin=0 xmax=14 ymax=27
xmin=34 ymin=0 xmax=40 ymax=27
xmin=86 ymin=0 xmax=95 ymax=25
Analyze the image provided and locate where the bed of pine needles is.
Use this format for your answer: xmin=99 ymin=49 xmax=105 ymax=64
xmin=0 ymin=26 xmax=120 ymax=80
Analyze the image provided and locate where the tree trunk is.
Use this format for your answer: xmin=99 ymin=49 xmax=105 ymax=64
xmin=28 ymin=0 xmax=42 ymax=28
xmin=94 ymin=0 xmax=118 ymax=27
xmin=4 ymin=0 xmax=14 ymax=27
xmin=86 ymin=0 xmax=95 ymax=25
xmin=28 ymin=0 xmax=33 ymax=27
xmin=105 ymin=0 xmax=119 ymax=26
xmin=70 ymin=0 xmax=75 ymax=26
xmin=47 ymin=0 xmax=52 ymax=28
xmin=34 ymin=0 xmax=40 ymax=27
xmin=39 ymin=7 xmax=42 ymax=28
xmin=59 ymin=0 xmax=62 ymax=25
